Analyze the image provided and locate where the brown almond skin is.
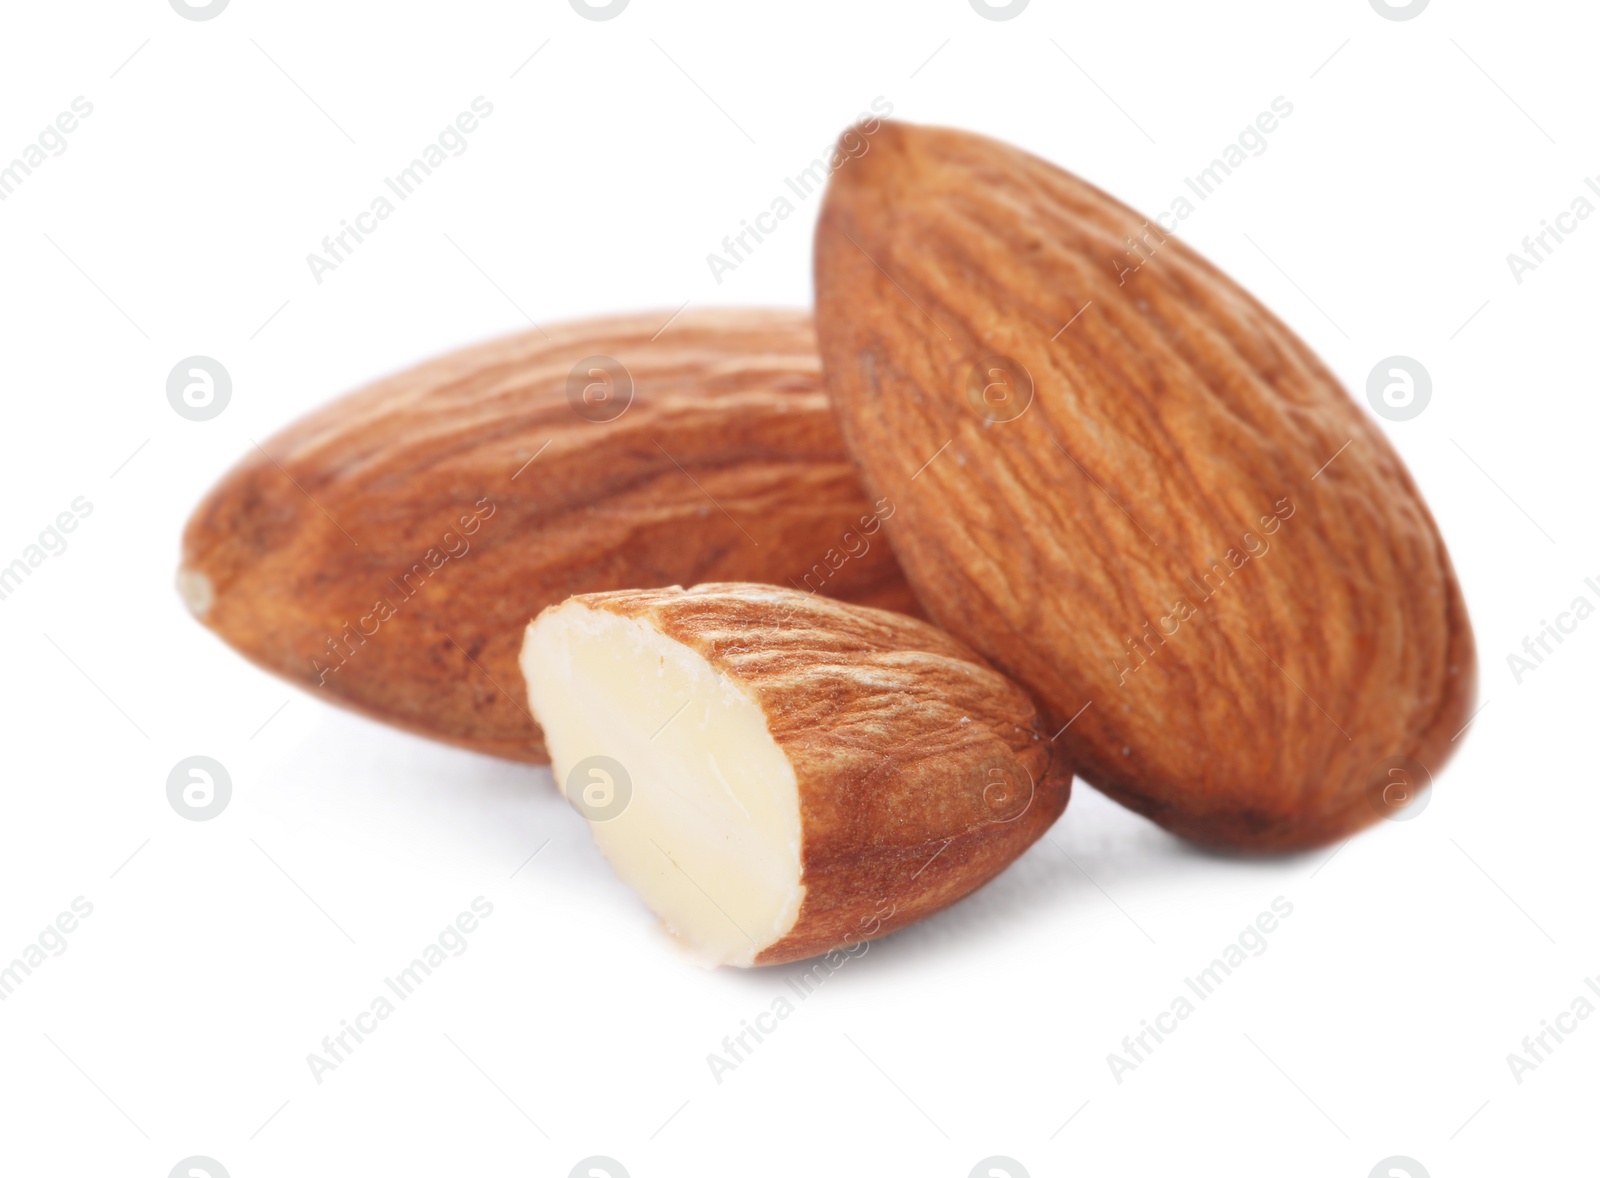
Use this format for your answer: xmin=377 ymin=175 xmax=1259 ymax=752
xmin=179 ymin=309 xmax=919 ymax=763
xmin=567 ymin=584 xmax=1072 ymax=964
xmin=814 ymin=122 xmax=1475 ymax=852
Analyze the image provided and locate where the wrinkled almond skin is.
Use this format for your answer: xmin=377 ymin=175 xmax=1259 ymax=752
xmin=179 ymin=309 xmax=919 ymax=763
xmin=573 ymin=583 xmax=1072 ymax=964
xmin=815 ymin=122 xmax=1475 ymax=851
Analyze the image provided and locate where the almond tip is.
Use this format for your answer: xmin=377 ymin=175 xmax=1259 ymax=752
xmin=176 ymin=567 xmax=214 ymax=618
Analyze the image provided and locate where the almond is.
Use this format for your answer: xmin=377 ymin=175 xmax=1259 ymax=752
xmin=179 ymin=309 xmax=918 ymax=763
xmin=814 ymin=122 xmax=1475 ymax=850
xmin=520 ymin=583 xmax=1071 ymax=965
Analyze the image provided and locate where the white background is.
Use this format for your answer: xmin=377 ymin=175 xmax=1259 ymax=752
xmin=0 ymin=1 xmax=1594 ymax=1175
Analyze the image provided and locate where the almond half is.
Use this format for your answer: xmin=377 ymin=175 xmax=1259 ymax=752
xmin=520 ymin=583 xmax=1071 ymax=965
xmin=814 ymin=121 xmax=1475 ymax=851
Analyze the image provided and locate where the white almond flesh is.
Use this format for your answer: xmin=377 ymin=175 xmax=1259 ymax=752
xmin=522 ymin=599 xmax=805 ymax=966
xmin=521 ymin=583 xmax=1072 ymax=967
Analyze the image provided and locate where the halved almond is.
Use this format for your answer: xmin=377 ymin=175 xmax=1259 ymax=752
xmin=521 ymin=583 xmax=1070 ymax=965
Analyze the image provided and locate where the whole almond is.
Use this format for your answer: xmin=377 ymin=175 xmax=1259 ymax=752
xmin=179 ymin=309 xmax=918 ymax=762
xmin=521 ymin=582 xmax=1071 ymax=965
xmin=814 ymin=122 xmax=1475 ymax=851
